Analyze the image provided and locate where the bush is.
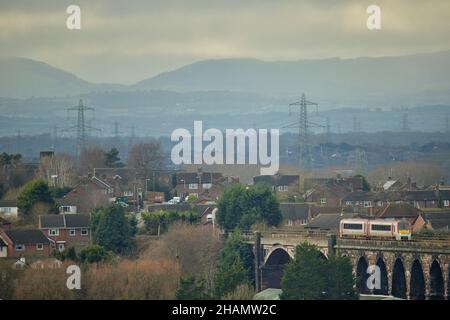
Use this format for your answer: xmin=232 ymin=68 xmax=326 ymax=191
xmin=141 ymin=210 xmax=197 ymax=235
xmin=17 ymin=179 xmax=54 ymax=215
xmin=176 ymin=276 xmax=211 ymax=300
xmin=79 ymin=245 xmax=112 ymax=263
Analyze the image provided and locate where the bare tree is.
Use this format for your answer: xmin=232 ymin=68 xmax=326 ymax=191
xmin=127 ymin=142 xmax=164 ymax=178
xmin=84 ymin=258 xmax=181 ymax=300
xmin=79 ymin=147 xmax=105 ymax=175
xmin=14 ymin=262 xmax=77 ymax=300
xmin=143 ymin=223 xmax=223 ymax=292
xmin=38 ymin=154 xmax=77 ymax=187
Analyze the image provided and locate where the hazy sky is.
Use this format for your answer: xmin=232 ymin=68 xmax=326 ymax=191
xmin=1 ymin=0 xmax=450 ymax=84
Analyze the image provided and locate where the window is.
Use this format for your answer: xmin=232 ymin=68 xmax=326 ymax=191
xmin=15 ymin=244 xmax=25 ymax=251
xmin=1 ymin=207 xmax=12 ymax=213
xmin=278 ymin=185 xmax=288 ymax=192
xmin=346 ymin=201 xmax=352 ymax=205
xmin=49 ymin=229 xmax=59 ymax=236
xmin=69 ymin=229 xmax=76 ymax=236
xmin=188 ymin=183 xmax=198 ymax=190
xmin=320 ymin=198 xmax=327 ymax=205
xmin=81 ymin=228 xmax=89 ymax=236
xmin=444 ymin=200 xmax=450 ymax=207
xmin=36 ymin=243 xmax=44 ymax=250
xmin=60 ymin=206 xmax=71 ymax=212
xmin=371 ymin=224 xmax=391 ymax=231
xmin=124 ymin=191 xmax=133 ymax=197
xmin=202 ymin=183 xmax=212 ymax=189
xmin=343 ymin=223 xmax=363 ymax=230
xmin=364 ymin=201 xmax=372 ymax=208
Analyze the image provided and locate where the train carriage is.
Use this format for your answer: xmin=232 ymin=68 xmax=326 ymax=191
xmin=340 ymin=218 xmax=412 ymax=240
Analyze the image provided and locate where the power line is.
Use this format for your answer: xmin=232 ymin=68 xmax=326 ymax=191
xmin=285 ymin=93 xmax=318 ymax=169
xmin=63 ymin=99 xmax=100 ymax=157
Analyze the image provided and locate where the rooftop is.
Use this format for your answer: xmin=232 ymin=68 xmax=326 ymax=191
xmin=4 ymin=229 xmax=51 ymax=244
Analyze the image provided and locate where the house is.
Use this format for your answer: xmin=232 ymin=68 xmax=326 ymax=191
xmin=0 ymin=217 xmax=11 ymax=230
xmin=56 ymin=198 xmax=77 ymax=214
xmin=305 ymin=213 xmax=359 ymax=231
xmin=341 ymin=192 xmax=387 ymax=209
xmin=279 ymin=203 xmax=309 ymax=226
xmin=310 ymin=206 xmax=354 ymax=218
xmin=439 ymin=190 xmax=450 ymax=208
xmin=0 ymin=229 xmax=52 ymax=258
xmin=58 ymin=176 xmax=114 ymax=214
xmin=39 ymin=214 xmax=91 ymax=251
xmin=195 ymin=204 xmax=217 ymax=225
xmin=304 ymin=176 xmax=364 ymax=193
xmin=421 ymin=211 xmax=450 ymax=231
xmin=175 ymin=172 xmax=224 ymax=197
xmin=399 ymin=190 xmax=440 ymax=209
xmin=253 ymin=174 xmax=300 ymax=197
xmin=0 ymin=200 xmax=19 ymax=218
xmin=303 ymin=176 xmax=364 ymax=206
xmin=382 ymin=178 xmax=403 ymax=191
xmin=377 ymin=203 xmax=423 ymax=231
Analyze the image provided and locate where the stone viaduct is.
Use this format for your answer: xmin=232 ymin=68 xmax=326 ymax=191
xmin=244 ymin=230 xmax=450 ymax=299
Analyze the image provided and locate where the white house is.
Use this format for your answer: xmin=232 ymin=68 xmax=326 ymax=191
xmin=0 ymin=200 xmax=19 ymax=218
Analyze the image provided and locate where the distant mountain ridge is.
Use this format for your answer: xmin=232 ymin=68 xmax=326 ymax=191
xmin=133 ymin=51 xmax=450 ymax=105
xmin=2 ymin=51 xmax=450 ymax=106
xmin=0 ymin=57 xmax=126 ymax=98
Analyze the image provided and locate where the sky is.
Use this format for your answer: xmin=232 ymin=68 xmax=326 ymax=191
xmin=1 ymin=0 xmax=450 ymax=84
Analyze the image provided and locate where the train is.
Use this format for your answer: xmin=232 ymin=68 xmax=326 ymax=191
xmin=339 ymin=218 xmax=412 ymax=240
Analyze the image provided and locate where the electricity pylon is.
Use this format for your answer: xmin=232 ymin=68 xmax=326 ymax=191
xmin=284 ymin=94 xmax=318 ymax=169
xmin=65 ymin=99 xmax=100 ymax=157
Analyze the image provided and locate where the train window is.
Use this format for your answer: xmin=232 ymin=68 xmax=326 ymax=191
xmin=371 ymin=224 xmax=391 ymax=231
xmin=343 ymin=223 xmax=363 ymax=230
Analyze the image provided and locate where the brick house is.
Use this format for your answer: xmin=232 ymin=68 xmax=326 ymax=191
xmin=376 ymin=202 xmax=423 ymax=231
xmin=279 ymin=203 xmax=310 ymax=226
xmin=399 ymin=190 xmax=440 ymax=209
xmin=303 ymin=176 xmax=364 ymax=206
xmin=0 ymin=229 xmax=52 ymax=258
xmin=39 ymin=214 xmax=91 ymax=251
xmin=310 ymin=206 xmax=354 ymax=218
xmin=439 ymin=190 xmax=450 ymax=208
xmin=421 ymin=211 xmax=450 ymax=231
xmin=175 ymin=172 xmax=225 ymax=197
xmin=58 ymin=176 xmax=114 ymax=214
xmin=253 ymin=174 xmax=301 ymax=198
xmin=341 ymin=191 xmax=387 ymax=209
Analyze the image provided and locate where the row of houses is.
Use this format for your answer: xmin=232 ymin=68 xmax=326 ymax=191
xmin=0 ymin=213 xmax=91 ymax=259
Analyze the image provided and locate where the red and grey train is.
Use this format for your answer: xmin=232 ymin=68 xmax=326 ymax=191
xmin=339 ymin=218 xmax=412 ymax=240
